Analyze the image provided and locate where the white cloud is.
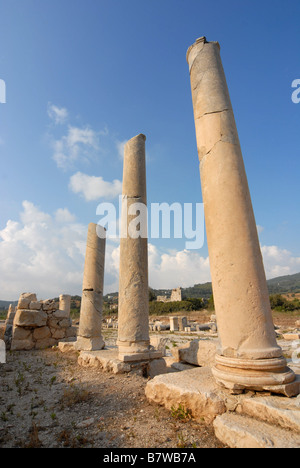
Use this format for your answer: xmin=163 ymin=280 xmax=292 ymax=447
xmin=261 ymin=245 xmax=300 ymax=279
xmin=55 ymin=208 xmax=77 ymax=224
xmin=0 ymin=201 xmax=121 ymax=300
xmin=47 ymin=104 xmax=103 ymax=170
xmin=47 ymin=103 xmax=69 ymax=125
xmin=1 ymin=201 xmax=299 ymax=301
xmin=99 ymin=243 xmax=211 ymax=293
xmin=69 ymin=172 xmax=122 ymax=201
xmin=257 ymin=225 xmax=264 ymax=234
xmin=148 ymin=244 xmax=211 ymax=289
xmin=52 ymin=125 xmax=100 ymax=170
xmin=0 ymin=202 xmax=86 ymax=300
xmin=116 ymin=139 xmax=128 ymax=160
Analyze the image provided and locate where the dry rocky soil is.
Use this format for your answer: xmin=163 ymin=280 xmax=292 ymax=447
xmin=0 ymin=311 xmax=298 ymax=449
xmin=0 ymin=346 xmax=224 ymax=449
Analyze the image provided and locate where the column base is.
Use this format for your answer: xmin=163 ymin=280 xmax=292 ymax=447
xmin=212 ymin=355 xmax=298 ymax=397
xmin=117 ymin=340 xmax=163 ymax=362
xmin=75 ymin=336 xmax=105 ymax=352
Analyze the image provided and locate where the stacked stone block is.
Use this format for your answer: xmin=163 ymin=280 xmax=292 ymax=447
xmin=11 ymin=293 xmax=76 ymax=351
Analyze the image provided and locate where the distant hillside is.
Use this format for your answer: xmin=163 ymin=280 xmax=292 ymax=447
xmin=181 ymin=273 xmax=300 ymax=299
xmin=267 ymin=272 xmax=300 ymax=294
xmin=105 ymin=273 xmax=300 ymax=302
xmin=1 ymin=273 xmax=300 ymax=307
xmin=153 ymin=272 xmax=300 ymax=300
xmin=0 ymin=300 xmax=18 ymax=310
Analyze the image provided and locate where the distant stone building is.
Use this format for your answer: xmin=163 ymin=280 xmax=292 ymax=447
xmin=157 ymin=295 xmax=169 ymax=303
xmin=170 ymin=287 xmax=182 ymax=302
xmin=157 ymin=287 xmax=182 ymax=303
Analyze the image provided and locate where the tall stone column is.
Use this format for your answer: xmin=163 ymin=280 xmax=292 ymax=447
xmin=187 ymin=37 xmax=297 ymax=396
xmin=117 ymin=134 xmax=161 ymax=362
xmin=76 ymin=223 xmax=106 ymax=351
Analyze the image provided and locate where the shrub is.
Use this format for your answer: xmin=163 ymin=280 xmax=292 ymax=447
xmin=270 ymin=294 xmax=300 ymax=312
xmin=149 ymin=299 xmax=204 ymax=316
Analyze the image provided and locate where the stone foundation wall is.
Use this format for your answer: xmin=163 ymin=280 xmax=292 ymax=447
xmin=11 ymin=293 xmax=77 ymax=351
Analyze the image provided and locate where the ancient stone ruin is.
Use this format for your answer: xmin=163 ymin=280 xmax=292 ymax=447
xmin=186 ymin=36 xmax=298 ymax=397
xmin=10 ymin=293 xmax=76 ymax=351
xmin=76 ymin=223 xmax=106 ymax=351
xmin=117 ymin=134 xmax=161 ymax=363
xmin=4 ymin=35 xmax=299 ymax=450
xmin=157 ymin=287 xmax=182 ymax=303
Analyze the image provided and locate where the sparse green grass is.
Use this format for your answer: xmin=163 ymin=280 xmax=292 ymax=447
xmin=1 ymin=412 xmax=8 ymax=422
xmin=171 ymin=404 xmax=192 ymax=422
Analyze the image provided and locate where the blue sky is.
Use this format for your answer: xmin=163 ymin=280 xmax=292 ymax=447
xmin=0 ymin=0 xmax=299 ymax=300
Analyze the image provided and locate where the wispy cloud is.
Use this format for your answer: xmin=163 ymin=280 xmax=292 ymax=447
xmin=51 ymin=125 xmax=100 ymax=170
xmin=47 ymin=103 xmax=69 ymax=125
xmin=261 ymin=245 xmax=300 ymax=279
xmin=257 ymin=225 xmax=264 ymax=234
xmin=116 ymin=139 xmax=128 ymax=160
xmin=47 ymin=103 xmax=103 ymax=170
xmin=69 ymin=171 xmax=122 ymax=201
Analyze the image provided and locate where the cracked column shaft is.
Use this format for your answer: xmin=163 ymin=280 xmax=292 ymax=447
xmin=117 ymin=134 xmax=161 ymax=362
xmin=77 ymin=223 xmax=106 ymax=351
xmin=187 ymin=37 xmax=298 ymax=396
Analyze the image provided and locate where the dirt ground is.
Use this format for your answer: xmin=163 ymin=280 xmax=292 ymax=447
xmin=0 ymin=347 xmax=224 ymax=449
xmin=0 ymin=309 xmax=299 ymax=449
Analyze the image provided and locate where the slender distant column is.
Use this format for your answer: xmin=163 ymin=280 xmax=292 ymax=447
xmin=59 ymin=295 xmax=71 ymax=316
xmin=4 ymin=304 xmax=16 ymax=349
xmin=6 ymin=304 xmax=16 ymax=326
xmin=76 ymin=223 xmax=106 ymax=351
xmin=117 ymin=134 xmax=161 ymax=362
xmin=187 ymin=37 xmax=297 ymax=396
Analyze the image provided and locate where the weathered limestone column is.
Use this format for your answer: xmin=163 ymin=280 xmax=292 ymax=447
xmin=178 ymin=316 xmax=187 ymax=332
xmin=59 ymin=295 xmax=71 ymax=316
xmin=187 ymin=37 xmax=297 ymax=396
xmin=76 ymin=223 xmax=106 ymax=351
xmin=117 ymin=134 xmax=161 ymax=362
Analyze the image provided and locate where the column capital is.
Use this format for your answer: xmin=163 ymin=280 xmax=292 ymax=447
xmin=186 ymin=37 xmax=220 ymax=66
